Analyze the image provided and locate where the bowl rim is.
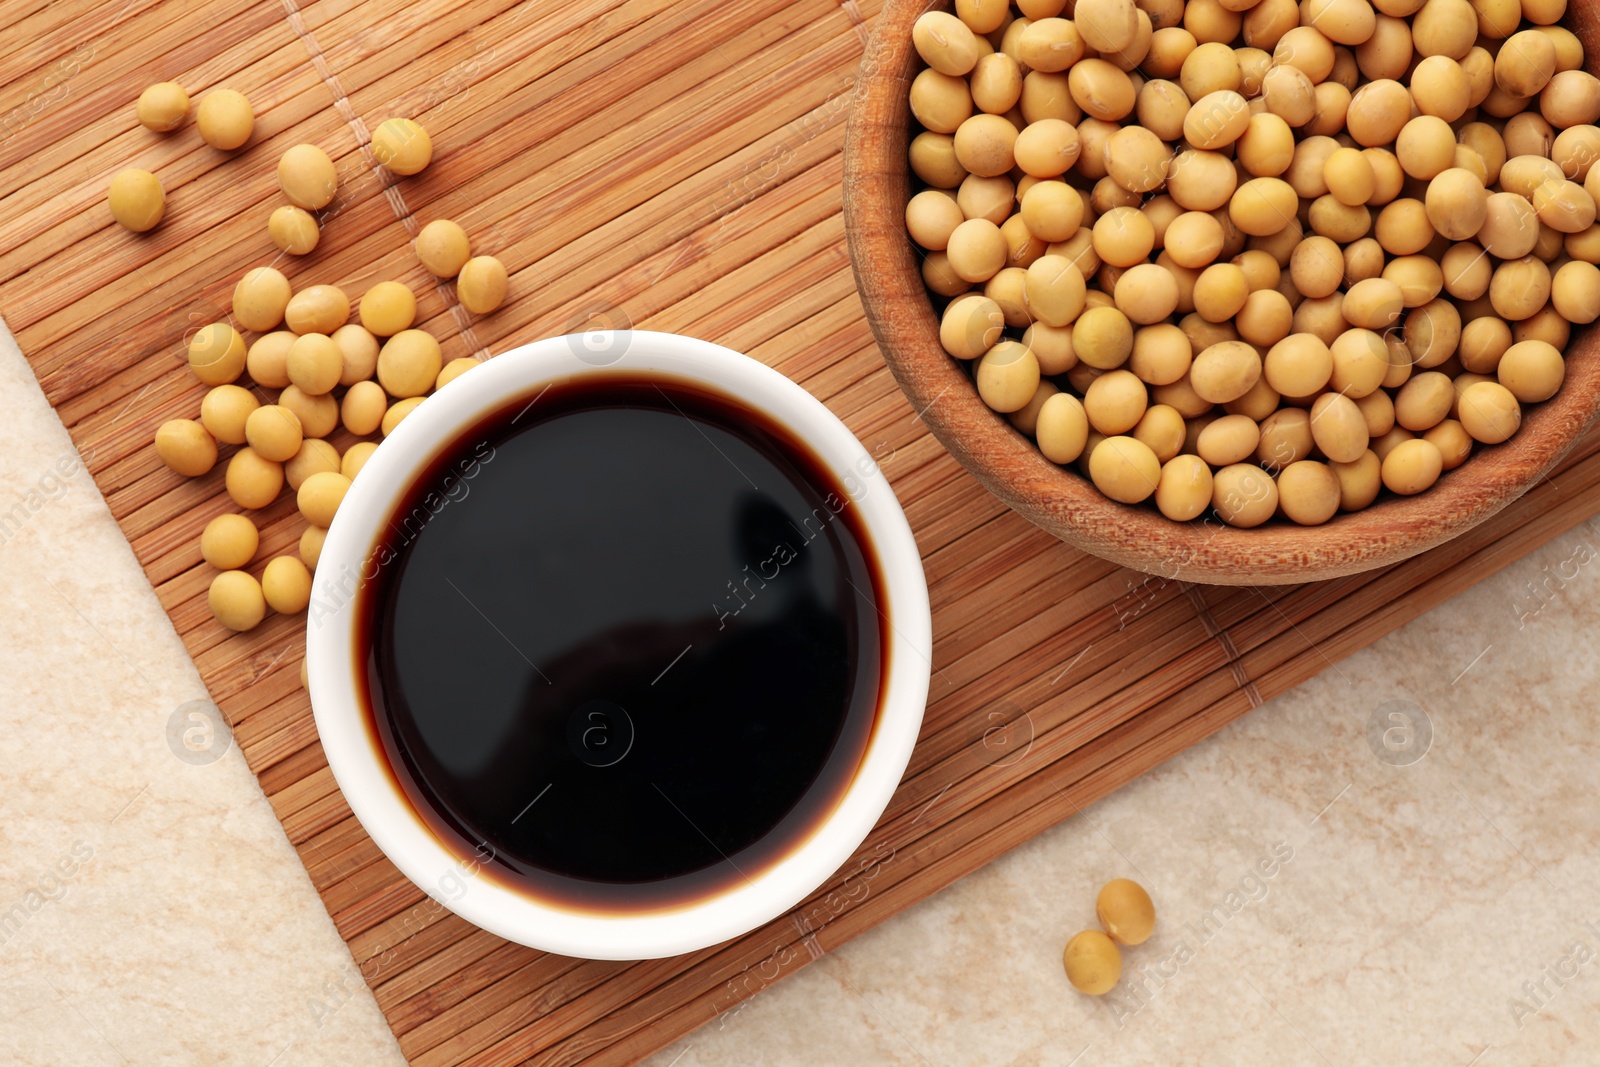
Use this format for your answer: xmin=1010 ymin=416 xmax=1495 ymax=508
xmin=842 ymin=0 xmax=1600 ymax=586
xmin=306 ymin=330 xmax=932 ymax=960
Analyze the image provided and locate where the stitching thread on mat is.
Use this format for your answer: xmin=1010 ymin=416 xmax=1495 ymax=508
xmin=836 ymin=0 xmax=869 ymax=46
xmin=277 ymin=0 xmax=490 ymax=362
xmin=792 ymin=912 xmax=826 ymax=960
xmin=1183 ymin=584 xmax=1264 ymax=709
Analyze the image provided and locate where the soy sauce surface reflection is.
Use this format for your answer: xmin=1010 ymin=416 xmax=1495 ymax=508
xmin=358 ymin=377 xmax=887 ymax=912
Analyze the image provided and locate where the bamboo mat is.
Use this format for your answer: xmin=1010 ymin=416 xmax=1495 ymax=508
xmin=4 ymin=0 xmax=1600 ymax=1062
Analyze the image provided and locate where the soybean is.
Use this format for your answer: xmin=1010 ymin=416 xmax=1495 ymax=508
xmin=108 ymin=169 xmax=164 ymax=232
xmin=1089 ymin=436 xmax=1162 ymax=502
xmin=1064 ymin=930 xmax=1122 ymax=995
xmin=1277 ymin=460 xmax=1342 ymax=525
xmin=136 ymin=82 xmax=189 ymax=131
xmin=201 ymin=514 xmax=258 ymax=571
xmin=189 ymin=323 xmax=247 ymax=386
xmin=200 ymin=385 xmax=258 ymax=445
xmin=156 ymin=420 xmax=217 ymax=477
xmin=196 ymin=89 xmax=252 ymax=150
xmin=285 ymin=439 xmax=340 ymax=491
xmin=1096 ymin=879 xmax=1156 ymax=944
xmin=209 ymin=571 xmax=266 ymax=632
xmin=285 ymin=284 xmax=350 ymax=335
xmin=372 ymin=117 xmax=432 ymax=175
xmin=225 ymin=448 xmax=284 ymax=510
xmin=268 ymin=206 xmax=320 ymax=255
xmin=359 ymin=281 xmax=417 ymax=336
xmin=278 ymin=144 xmax=337 ymax=210
xmin=377 ymin=329 xmax=444 ymax=399
xmin=458 ymin=256 xmax=509 ymax=314
xmin=262 ymin=557 xmax=313 ymax=615
xmin=977 ymin=341 xmax=1043 ymax=411
xmin=297 ymin=471 xmax=352 ymax=528
xmin=416 ymin=219 xmax=472 ymax=277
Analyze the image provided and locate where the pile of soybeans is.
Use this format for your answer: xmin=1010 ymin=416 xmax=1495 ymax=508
xmin=119 ymin=85 xmax=508 ymax=634
xmin=906 ymin=0 xmax=1596 ymax=526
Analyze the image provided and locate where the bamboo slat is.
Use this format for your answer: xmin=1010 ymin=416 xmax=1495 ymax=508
xmin=5 ymin=0 xmax=1599 ymax=1063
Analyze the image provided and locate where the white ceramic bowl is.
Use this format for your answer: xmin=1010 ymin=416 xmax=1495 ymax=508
xmin=306 ymin=331 xmax=932 ymax=960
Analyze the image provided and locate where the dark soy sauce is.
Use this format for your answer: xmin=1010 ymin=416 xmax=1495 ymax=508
xmin=354 ymin=375 xmax=888 ymax=912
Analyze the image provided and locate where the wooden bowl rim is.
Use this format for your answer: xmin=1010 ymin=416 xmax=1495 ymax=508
xmin=842 ymin=0 xmax=1600 ymax=585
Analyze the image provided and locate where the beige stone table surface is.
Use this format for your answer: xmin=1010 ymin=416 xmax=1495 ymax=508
xmin=4 ymin=314 xmax=1598 ymax=1067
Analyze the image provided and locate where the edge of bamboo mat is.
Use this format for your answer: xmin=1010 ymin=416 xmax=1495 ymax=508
xmin=5 ymin=0 xmax=1600 ymax=1064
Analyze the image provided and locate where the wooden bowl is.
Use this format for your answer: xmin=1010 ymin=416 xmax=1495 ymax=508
xmin=843 ymin=0 xmax=1600 ymax=585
